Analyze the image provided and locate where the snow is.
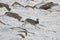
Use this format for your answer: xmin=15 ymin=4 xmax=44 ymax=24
xmin=0 ymin=0 xmax=60 ymax=40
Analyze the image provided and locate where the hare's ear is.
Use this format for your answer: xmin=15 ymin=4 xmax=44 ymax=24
xmin=36 ymin=18 xmax=39 ymax=20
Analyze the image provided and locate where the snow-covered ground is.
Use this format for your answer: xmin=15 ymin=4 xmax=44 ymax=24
xmin=0 ymin=0 xmax=60 ymax=40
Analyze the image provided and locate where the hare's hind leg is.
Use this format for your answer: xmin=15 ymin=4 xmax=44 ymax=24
xmin=21 ymin=21 xmax=27 ymax=27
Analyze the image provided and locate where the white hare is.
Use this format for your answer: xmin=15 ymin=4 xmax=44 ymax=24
xmin=21 ymin=18 xmax=40 ymax=29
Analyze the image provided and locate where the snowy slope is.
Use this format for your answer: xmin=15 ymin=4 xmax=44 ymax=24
xmin=0 ymin=0 xmax=60 ymax=40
